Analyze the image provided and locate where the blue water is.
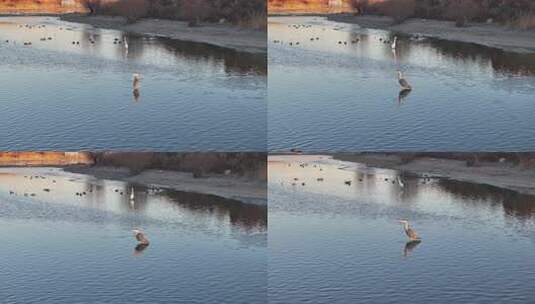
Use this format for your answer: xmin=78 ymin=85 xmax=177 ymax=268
xmin=0 ymin=16 xmax=266 ymax=151
xmin=268 ymin=16 xmax=535 ymax=151
xmin=0 ymin=167 xmax=267 ymax=303
xmin=269 ymin=156 xmax=535 ymax=303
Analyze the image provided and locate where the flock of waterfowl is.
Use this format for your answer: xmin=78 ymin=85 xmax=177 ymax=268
xmin=282 ymin=160 xmax=434 ymax=242
xmin=5 ymin=22 xmax=142 ymax=99
xmin=7 ymin=23 xmax=128 ymax=48
xmin=273 ymin=23 xmax=415 ymax=98
xmin=5 ymin=174 xmax=168 ymax=248
xmin=283 ymin=161 xmax=412 ymax=189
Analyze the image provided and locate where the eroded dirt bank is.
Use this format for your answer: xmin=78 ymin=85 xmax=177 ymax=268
xmin=0 ymin=152 xmax=94 ymax=166
xmin=0 ymin=0 xmax=86 ymax=14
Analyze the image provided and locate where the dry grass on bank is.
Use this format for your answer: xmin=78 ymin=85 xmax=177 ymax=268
xmin=359 ymin=152 xmax=535 ymax=169
xmin=508 ymin=14 xmax=535 ymax=30
xmin=90 ymin=152 xmax=267 ymax=180
xmin=353 ymin=0 xmax=535 ymax=29
xmin=83 ymin=0 xmax=266 ymax=29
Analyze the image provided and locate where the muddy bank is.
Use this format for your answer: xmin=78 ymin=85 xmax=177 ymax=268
xmin=62 ymin=152 xmax=267 ymax=205
xmin=333 ymin=152 xmax=535 ymax=196
xmin=0 ymin=152 xmax=266 ymax=205
xmin=65 ymin=166 xmax=266 ymax=206
xmin=329 ymin=14 xmax=535 ymax=54
xmin=61 ymin=14 xmax=267 ymax=54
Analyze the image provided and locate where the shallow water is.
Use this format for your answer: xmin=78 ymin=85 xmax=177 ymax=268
xmin=0 ymin=167 xmax=267 ymax=304
xmin=0 ymin=16 xmax=266 ymax=151
xmin=268 ymin=16 xmax=535 ymax=151
xmin=268 ymin=155 xmax=535 ymax=303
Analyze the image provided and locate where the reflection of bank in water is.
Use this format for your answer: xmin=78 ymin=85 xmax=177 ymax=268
xmin=437 ymin=179 xmax=535 ymax=223
xmin=0 ymin=151 xmax=267 ymax=235
xmin=270 ymin=154 xmax=535 ymax=226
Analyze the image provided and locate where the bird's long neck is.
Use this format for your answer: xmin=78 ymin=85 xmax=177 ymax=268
xmin=403 ymin=222 xmax=409 ymax=231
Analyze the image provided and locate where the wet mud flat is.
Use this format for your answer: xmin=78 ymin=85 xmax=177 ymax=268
xmin=0 ymin=163 xmax=267 ymax=304
xmin=62 ymin=14 xmax=267 ymax=54
xmin=0 ymin=152 xmax=267 ymax=205
xmin=330 ymin=14 xmax=535 ymax=54
xmin=66 ymin=152 xmax=268 ymax=206
xmin=333 ymin=152 xmax=535 ymax=196
xmin=268 ymin=154 xmax=535 ymax=304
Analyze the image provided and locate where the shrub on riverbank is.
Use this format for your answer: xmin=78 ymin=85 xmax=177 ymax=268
xmin=353 ymin=0 xmax=535 ymax=28
xmin=91 ymin=152 xmax=267 ymax=179
xmin=82 ymin=0 xmax=266 ymax=29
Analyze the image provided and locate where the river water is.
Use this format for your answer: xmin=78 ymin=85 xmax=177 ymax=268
xmin=0 ymin=16 xmax=266 ymax=151
xmin=269 ymin=155 xmax=535 ymax=303
xmin=0 ymin=167 xmax=267 ymax=303
xmin=268 ymin=16 xmax=535 ymax=151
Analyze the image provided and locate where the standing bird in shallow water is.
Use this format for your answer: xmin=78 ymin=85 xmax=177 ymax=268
xmin=129 ymin=186 xmax=135 ymax=208
xmin=132 ymin=228 xmax=150 ymax=245
xmin=396 ymin=176 xmax=405 ymax=188
xmin=399 ymin=220 xmax=421 ymax=242
xmin=398 ymin=71 xmax=412 ymax=91
xmin=391 ymin=36 xmax=398 ymax=50
xmin=132 ymin=73 xmax=141 ymax=90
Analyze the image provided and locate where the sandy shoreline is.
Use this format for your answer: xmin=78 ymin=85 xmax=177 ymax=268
xmin=328 ymin=14 xmax=535 ymax=54
xmin=64 ymin=165 xmax=267 ymax=206
xmin=61 ymin=14 xmax=267 ymax=54
xmin=331 ymin=153 xmax=535 ymax=196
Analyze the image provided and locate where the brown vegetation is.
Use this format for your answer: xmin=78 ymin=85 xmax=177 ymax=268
xmin=351 ymin=152 xmax=535 ymax=169
xmin=0 ymin=152 xmax=266 ymax=180
xmin=83 ymin=0 xmax=266 ymax=29
xmin=353 ymin=0 xmax=535 ymax=29
xmin=91 ymin=152 xmax=267 ymax=180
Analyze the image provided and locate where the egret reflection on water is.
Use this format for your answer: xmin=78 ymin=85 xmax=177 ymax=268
xmin=134 ymin=243 xmax=150 ymax=256
xmin=398 ymin=88 xmax=412 ymax=104
xmin=403 ymin=240 xmax=421 ymax=258
xmin=132 ymin=73 xmax=141 ymax=102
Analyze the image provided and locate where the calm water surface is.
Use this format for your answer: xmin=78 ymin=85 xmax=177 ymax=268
xmin=268 ymin=16 xmax=535 ymax=151
xmin=269 ymin=155 xmax=535 ymax=303
xmin=0 ymin=16 xmax=266 ymax=150
xmin=0 ymin=167 xmax=267 ymax=303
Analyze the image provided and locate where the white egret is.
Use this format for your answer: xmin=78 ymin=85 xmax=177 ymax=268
xmin=391 ymin=36 xmax=398 ymax=49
